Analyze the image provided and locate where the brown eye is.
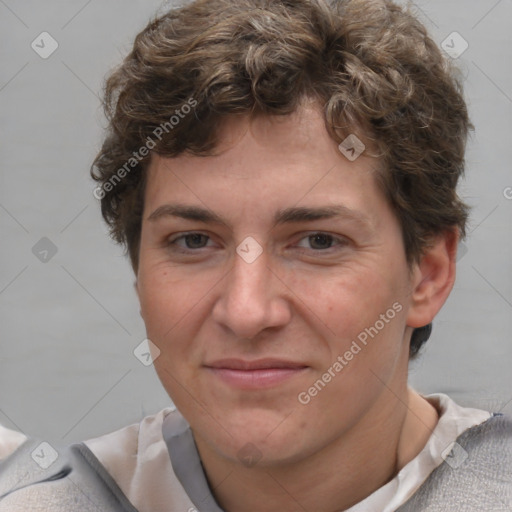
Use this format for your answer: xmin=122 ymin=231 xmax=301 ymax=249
xmin=295 ymin=232 xmax=347 ymax=251
xmin=166 ymin=232 xmax=212 ymax=252
xmin=182 ymin=233 xmax=209 ymax=249
xmin=308 ymin=233 xmax=334 ymax=250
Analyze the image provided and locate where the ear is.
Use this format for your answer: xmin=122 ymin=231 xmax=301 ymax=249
xmin=406 ymin=228 xmax=459 ymax=328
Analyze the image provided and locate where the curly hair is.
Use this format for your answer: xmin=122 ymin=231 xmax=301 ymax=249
xmin=91 ymin=0 xmax=473 ymax=358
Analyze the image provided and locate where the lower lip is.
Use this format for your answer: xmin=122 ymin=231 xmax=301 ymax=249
xmin=206 ymin=367 xmax=308 ymax=389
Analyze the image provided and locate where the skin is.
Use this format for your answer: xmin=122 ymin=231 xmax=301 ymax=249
xmin=135 ymin=103 xmax=458 ymax=512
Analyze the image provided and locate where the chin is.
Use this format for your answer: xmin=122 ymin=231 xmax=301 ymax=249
xmin=197 ymin=406 xmax=313 ymax=466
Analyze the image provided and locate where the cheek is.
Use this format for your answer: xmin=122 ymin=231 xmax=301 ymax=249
xmin=138 ymin=264 xmax=215 ymax=337
xmin=282 ymin=262 xmax=398 ymax=337
xmin=138 ymin=269 xmax=209 ymax=405
xmin=294 ymin=275 xmax=407 ymax=424
xmin=287 ymin=264 xmax=408 ymax=395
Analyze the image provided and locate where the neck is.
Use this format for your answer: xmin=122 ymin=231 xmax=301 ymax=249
xmin=193 ymin=386 xmax=439 ymax=512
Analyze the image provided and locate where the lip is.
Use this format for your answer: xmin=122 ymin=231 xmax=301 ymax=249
xmin=205 ymin=358 xmax=307 ymax=370
xmin=204 ymin=359 xmax=309 ymax=389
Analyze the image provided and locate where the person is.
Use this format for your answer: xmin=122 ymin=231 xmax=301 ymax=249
xmin=1 ymin=0 xmax=511 ymax=510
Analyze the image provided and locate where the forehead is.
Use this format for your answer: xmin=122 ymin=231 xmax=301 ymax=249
xmin=143 ymin=105 xmax=386 ymax=225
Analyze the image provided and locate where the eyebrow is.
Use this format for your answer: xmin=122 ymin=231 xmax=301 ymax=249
xmin=147 ymin=203 xmax=372 ymax=229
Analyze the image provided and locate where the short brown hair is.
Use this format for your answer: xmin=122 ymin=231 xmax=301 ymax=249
xmin=91 ymin=0 xmax=473 ymax=357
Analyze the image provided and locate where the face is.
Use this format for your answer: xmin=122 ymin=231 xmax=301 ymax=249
xmin=136 ymin=104 xmax=419 ymax=466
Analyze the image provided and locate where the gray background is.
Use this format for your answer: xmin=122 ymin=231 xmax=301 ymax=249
xmin=0 ymin=0 xmax=511 ymax=445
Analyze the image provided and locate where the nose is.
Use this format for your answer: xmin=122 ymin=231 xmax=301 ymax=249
xmin=211 ymin=248 xmax=292 ymax=340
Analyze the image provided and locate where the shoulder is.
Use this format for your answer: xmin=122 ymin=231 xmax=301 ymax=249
xmin=0 ymin=431 xmax=140 ymax=511
xmin=455 ymin=412 xmax=512 ymax=474
xmin=0 ymin=407 xmax=194 ymax=512
xmin=398 ymin=413 xmax=512 ymax=511
xmin=466 ymin=409 xmax=512 ymax=433
xmin=0 ymin=409 xmax=174 ymax=512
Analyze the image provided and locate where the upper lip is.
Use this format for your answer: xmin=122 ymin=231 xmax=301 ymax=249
xmin=205 ymin=359 xmax=308 ymax=370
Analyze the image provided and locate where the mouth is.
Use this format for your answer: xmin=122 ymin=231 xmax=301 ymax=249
xmin=204 ymin=359 xmax=309 ymax=389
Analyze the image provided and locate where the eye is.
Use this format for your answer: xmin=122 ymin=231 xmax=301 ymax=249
xmin=295 ymin=232 xmax=347 ymax=251
xmin=167 ymin=232 xmax=212 ymax=251
xmin=165 ymin=231 xmax=348 ymax=255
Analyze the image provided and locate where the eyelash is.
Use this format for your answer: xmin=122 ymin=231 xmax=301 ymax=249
xmin=166 ymin=232 xmax=348 ymax=255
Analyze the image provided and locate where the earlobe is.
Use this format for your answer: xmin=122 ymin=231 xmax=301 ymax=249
xmin=406 ymin=228 xmax=459 ymax=328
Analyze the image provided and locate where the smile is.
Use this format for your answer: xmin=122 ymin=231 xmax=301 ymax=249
xmin=204 ymin=359 xmax=309 ymax=389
